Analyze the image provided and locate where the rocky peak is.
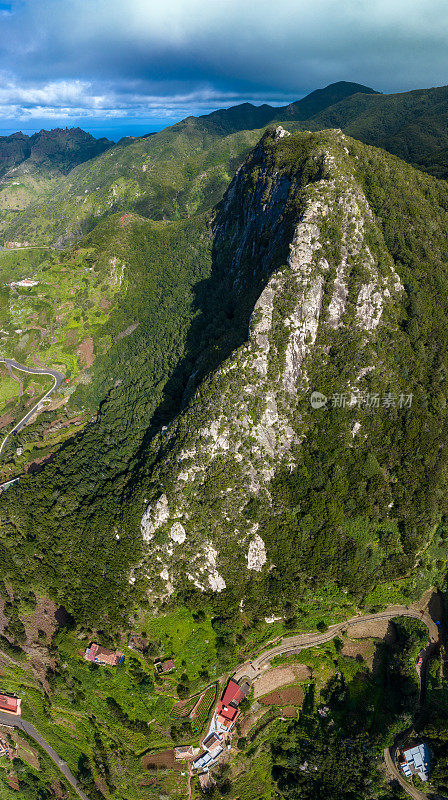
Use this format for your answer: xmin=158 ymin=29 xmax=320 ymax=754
xmin=0 ymin=126 xmax=113 ymax=179
xmin=135 ymin=129 xmax=404 ymax=602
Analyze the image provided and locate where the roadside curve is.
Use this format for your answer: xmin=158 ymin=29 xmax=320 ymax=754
xmin=231 ymin=602 xmax=440 ymax=800
xmin=0 ymin=711 xmax=89 ymax=800
xmin=233 ymin=605 xmax=438 ymax=682
xmin=0 ymin=358 xmax=65 ymax=459
xmin=383 ymin=747 xmax=431 ymax=800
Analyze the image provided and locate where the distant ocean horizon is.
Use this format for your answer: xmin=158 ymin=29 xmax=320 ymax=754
xmin=0 ymin=98 xmax=295 ymax=142
xmin=0 ymin=121 xmax=169 ymax=142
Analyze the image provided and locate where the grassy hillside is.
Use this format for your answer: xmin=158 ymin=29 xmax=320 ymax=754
xmin=0 ymin=126 xmax=261 ymax=246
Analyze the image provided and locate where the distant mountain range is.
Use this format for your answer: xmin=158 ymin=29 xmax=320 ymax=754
xmin=181 ymin=80 xmax=378 ymax=135
xmin=2 ymin=78 xmax=447 ymax=185
xmin=0 ymin=126 xmax=113 ymax=179
xmin=179 ymin=80 xmax=448 ymax=179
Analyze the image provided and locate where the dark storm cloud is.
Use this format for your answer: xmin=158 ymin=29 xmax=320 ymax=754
xmin=0 ymin=0 xmax=448 ymax=127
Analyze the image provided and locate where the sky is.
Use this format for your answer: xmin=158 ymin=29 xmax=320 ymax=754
xmin=0 ymin=0 xmax=447 ymax=140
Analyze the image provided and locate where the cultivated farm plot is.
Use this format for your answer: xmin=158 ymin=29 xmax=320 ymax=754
xmin=170 ymin=694 xmax=200 ymax=718
xmin=254 ymin=664 xmax=311 ymax=699
xmin=259 ymin=685 xmax=305 ymax=708
xmin=142 ymin=748 xmax=184 ymax=771
xmin=348 ymin=619 xmax=396 ymax=642
xmin=0 ymin=369 xmax=20 ymax=407
xmin=190 ymin=683 xmax=217 ymax=733
xmin=11 ymin=732 xmax=40 ymax=769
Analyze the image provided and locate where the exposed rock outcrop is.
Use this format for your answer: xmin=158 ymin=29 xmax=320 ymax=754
xmin=136 ymin=129 xmax=404 ymax=600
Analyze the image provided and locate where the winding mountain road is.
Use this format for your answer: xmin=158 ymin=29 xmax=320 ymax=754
xmin=0 ymin=711 xmax=89 ymax=800
xmin=232 ymin=603 xmax=440 ymax=799
xmin=0 ymin=358 xmax=64 ymax=459
xmin=233 ymin=605 xmax=438 ymax=683
xmin=0 ymin=604 xmax=439 ymax=799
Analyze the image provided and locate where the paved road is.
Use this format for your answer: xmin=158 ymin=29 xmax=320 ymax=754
xmin=231 ymin=603 xmax=440 ymax=800
xmin=0 ymin=358 xmax=64 ymax=458
xmin=233 ymin=605 xmax=438 ymax=683
xmin=0 ymin=711 xmax=89 ymax=800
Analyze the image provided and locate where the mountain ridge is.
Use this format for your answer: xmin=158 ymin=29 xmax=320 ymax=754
xmin=0 ymin=126 xmax=113 ymax=179
xmin=134 ymin=127 xmax=410 ymax=602
xmin=1 ymin=123 xmax=448 ymax=799
xmin=4 ymin=78 xmax=448 ymax=249
xmin=179 ymin=81 xmax=378 ymax=135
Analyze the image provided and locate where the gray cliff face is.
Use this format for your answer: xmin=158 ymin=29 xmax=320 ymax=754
xmin=134 ymin=129 xmax=404 ymax=601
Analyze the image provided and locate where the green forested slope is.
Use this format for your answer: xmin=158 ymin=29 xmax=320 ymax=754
xmin=0 ymin=82 xmax=377 ymax=244
xmin=0 ymin=210 xmax=216 ymax=622
xmin=0 ymin=118 xmax=448 ymax=800
xmin=295 ymin=84 xmax=448 ymax=178
xmin=6 ymin=80 xmax=448 ymax=251
xmin=0 ymin=126 xmax=261 ymax=245
xmin=2 ymin=129 xmax=448 ymax=626
xmin=187 ymin=80 xmax=377 ymax=135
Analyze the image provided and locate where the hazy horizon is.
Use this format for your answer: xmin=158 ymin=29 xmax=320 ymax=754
xmin=0 ymin=0 xmax=447 ymax=134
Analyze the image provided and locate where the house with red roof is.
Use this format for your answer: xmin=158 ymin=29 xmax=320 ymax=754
xmin=0 ymin=693 xmax=21 ymax=716
xmin=84 ymin=643 xmax=124 ymax=666
xmin=222 ymin=679 xmax=247 ymax=706
xmin=216 ymin=679 xmax=249 ymax=732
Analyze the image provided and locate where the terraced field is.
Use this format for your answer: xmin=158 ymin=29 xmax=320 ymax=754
xmin=0 ymin=243 xmax=126 ymax=475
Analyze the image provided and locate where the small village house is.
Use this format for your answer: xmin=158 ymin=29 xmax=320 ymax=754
xmin=193 ymin=750 xmax=214 ymax=771
xmin=398 ymin=743 xmax=430 ymax=782
xmin=202 ymin=732 xmax=223 ymax=759
xmin=155 ymin=658 xmax=175 ymax=674
xmin=216 ymin=679 xmax=249 ymax=732
xmin=192 ymin=731 xmax=224 ymax=772
xmin=84 ymin=643 xmax=124 ymax=666
xmin=0 ymin=694 xmax=21 ymax=716
xmin=0 ymin=735 xmax=15 ymax=759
